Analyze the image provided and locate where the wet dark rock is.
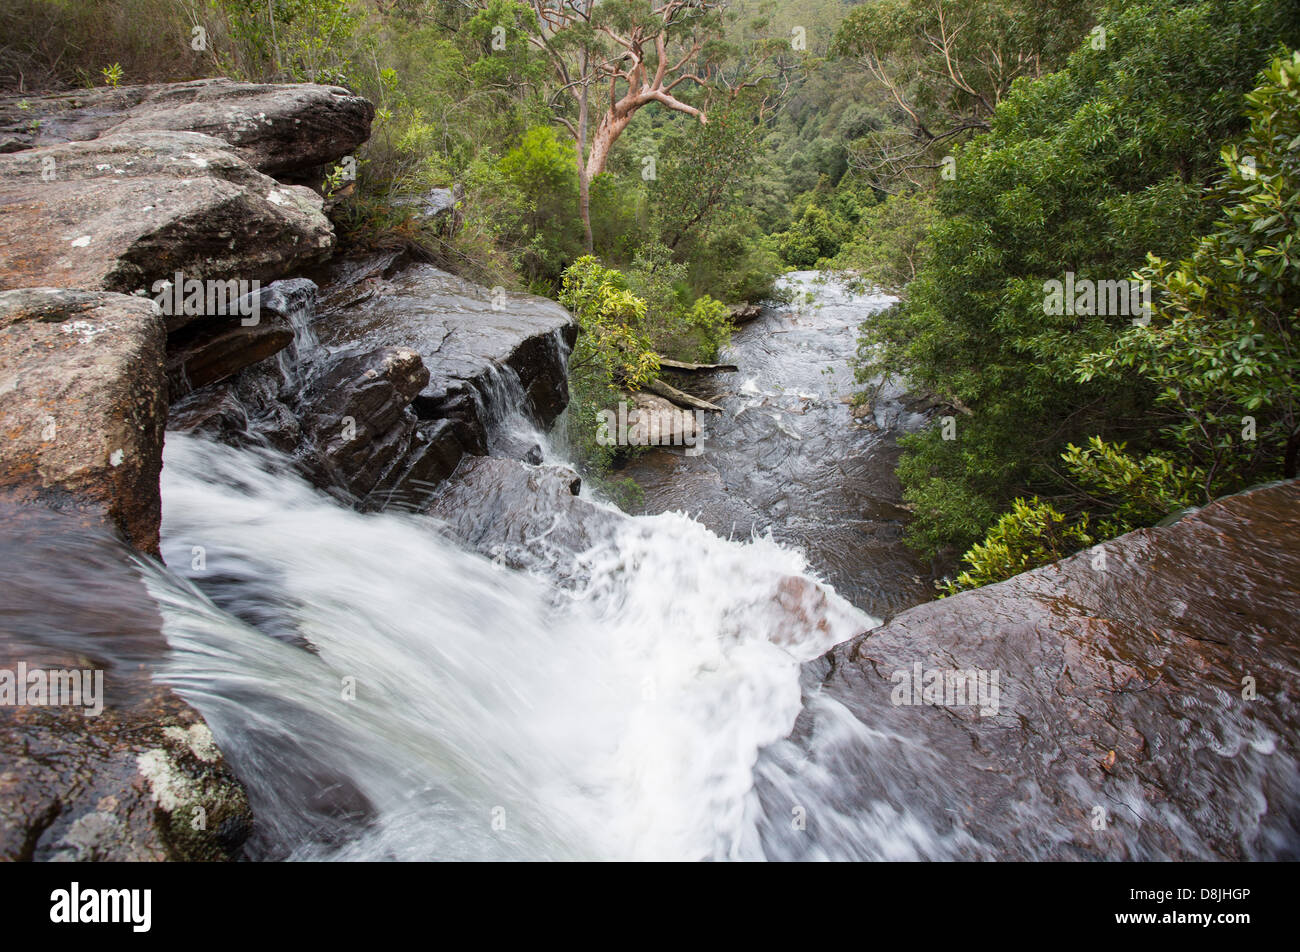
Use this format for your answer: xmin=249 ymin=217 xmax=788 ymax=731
xmin=413 ymin=385 xmax=487 ymax=456
xmin=392 ymin=184 xmax=462 ymax=232
xmin=373 ymin=419 xmax=467 ymax=509
xmin=255 ymin=276 xmax=319 ymax=325
xmin=766 ymin=479 xmax=1300 ymax=860
xmin=0 ymin=687 xmax=254 ymax=862
xmin=302 ymin=346 xmax=429 ymax=436
xmin=299 ymin=347 xmax=430 ymax=498
xmin=167 ymin=385 xmax=251 ymax=442
xmin=315 ymin=260 xmax=576 ymax=434
xmin=163 ymin=276 xmax=321 ymax=396
xmin=0 ymin=131 xmax=333 ymax=314
xmin=0 ymin=79 xmax=374 ymax=181
xmin=506 ymin=326 xmax=574 ymax=424
xmin=251 ymin=398 xmax=306 ymax=454
xmin=0 ymin=288 xmax=166 ymax=554
xmin=243 ymin=763 xmax=376 ymax=861
xmin=898 ymin=390 xmax=947 ymax=416
xmin=494 ymin=434 xmax=544 ymax=466
xmin=166 ymin=318 xmax=293 ymax=396
xmin=165 ymin=257 xmax=577 ymax=505
xmin=0 ymin=502 xmax=252 ymax=861
xmin=267 ymin=258 xmax=580 ymax=501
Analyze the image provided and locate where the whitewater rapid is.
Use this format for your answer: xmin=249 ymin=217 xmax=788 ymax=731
xmin=148 ymin=430 xmax=875 ymax=860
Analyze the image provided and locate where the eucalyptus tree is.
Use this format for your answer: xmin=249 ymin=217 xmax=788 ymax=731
xmin=471 ymin=0 xmax=793 ymax=249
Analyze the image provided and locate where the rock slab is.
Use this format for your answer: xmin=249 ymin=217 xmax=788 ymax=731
xmin=0 ymin=288 xmax=167 ymax=553
xmin=0 ymin=501 xmax=253 ymax=861
xmin=0 ymin=79 xmax=374 ymax=179
xmin=766 ymin=479 xmax=1300 ymax=860
xmin=0 ymin=131 xmax=333 ymax=308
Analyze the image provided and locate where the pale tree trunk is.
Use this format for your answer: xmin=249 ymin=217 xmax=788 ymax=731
xmin=587 ymin=109 xmax=635 ymax=182
xmin=528 ymin=0 xmax=714 ymax=248
xmin=576 ymin=49 xmax=593 ymax=252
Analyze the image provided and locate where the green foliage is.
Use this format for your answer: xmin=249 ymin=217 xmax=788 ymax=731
xmin=942 ymin=497 xmax=1095 ymax=594
xmin=652 ymin=102 xmax=761 ymax=252
xmin=861 ymin=0 xmax=1300 ymax=561
xmin=2 ymin=0 xmax=782 ymax=304
xmin=216 ymin=0 xmax=360 ymax=85
xmin=831 ymin=0 xmax=1094 ymax=190
xmin=946 ymin=45 xmax=1300 ymax=592
xmin=682 ymin=295 xmax=734 ymax=363
xmin=495 ymin=125 xmax=585 ymax=287
xmin=560 ymin=256 xmax=660 ymax=398
xmin=894 ymin=422 xmax=1008 ymax=557
xmin=590 ymin=173 xmax=647 ymax=263
xmin=1061 ymin=437 xmax=1202 ymax=527
xmin=557 ymin=256 xmax=659 ymax=479
xmin=557 ymin=251 xmax=735 ymax=494
xmin=622 ymin=241 xmax=735 ymax=363
xmin=689 ymin=225 xmax=784 ymax=304
xmin=640 ymin=99 xmax=780 ymax=303
xmin=775 ymin=202 xmax=850 ymax=269
xmin=835 ymin=191 xmax=938 ymax=292
xmin=1 ymin=0 xmax=212 ymax=90
xmin=1074 ymin=49 xmax=1300 ymax=506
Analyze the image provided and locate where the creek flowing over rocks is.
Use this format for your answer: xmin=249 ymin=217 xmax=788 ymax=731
xmin=1 ymin=79 xmax=1297 ymax=862
xmin=624 ymin=272 xmax=935 ymax=618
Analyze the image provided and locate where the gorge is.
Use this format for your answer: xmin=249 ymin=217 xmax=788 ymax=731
xmin=0 ymin=76 xmax=1297 ymax=863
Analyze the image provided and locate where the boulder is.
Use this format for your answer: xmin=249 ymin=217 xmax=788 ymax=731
xmin=392 ymin=184 xmax=462 ymax=232
xmin=167 ymin=385 xmax=250 ymax=440
xmin=285 ymin=258 xmax=576 ymax=501
xmin=492 ymin=434 xmax=545 ymax=466
xmin=0 ymin=288 xmax=166 ymax=553
xmin=164 ymin=258 xmax=577 ymax=505
xmin=424 ymin=456 xmax=607 ymax=581
xmin=0 ymin=500 xmax=253 ymax=861
xmin=164 ymin=278 xmax=318 ymax=397
xmin=0 ymin=683 xmax=254 ymax=862
xmin=0 ymin=79 xmax=374 ymax=180
xmin=166 ymin=320 xmax=294 ymax=397
xmin=299 ymin=346 xmax=431 ymax=498
xmin=628 ymin=391 xmax=701 ymax=447
xmin=373 ymin=418 xmax=468 ymax=508
xmin=761 ymin=479 xmax=1300 ymax=860
xmin=315 ymin=260 xmax=577 ymax=434
xmin=0 ymin=131 xmax=334 ymax=318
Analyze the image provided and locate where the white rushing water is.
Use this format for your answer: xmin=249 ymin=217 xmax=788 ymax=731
xmin=149 ymin=428 xmax=876 ymax=861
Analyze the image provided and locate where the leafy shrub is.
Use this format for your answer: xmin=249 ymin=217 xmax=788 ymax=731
xmin=943 ymin=498 xmax=1095 ymax=593
xmin=496 ymin=125 xmax=584 ymax=288
xmin=1076 ymin=50 xmax=1300 ymax=501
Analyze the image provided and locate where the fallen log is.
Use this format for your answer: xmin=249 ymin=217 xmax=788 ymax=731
xmin=646 ymin=378 xmax=723 ymax=413
xmin=657 ymin=357 xmax=739 ymax=373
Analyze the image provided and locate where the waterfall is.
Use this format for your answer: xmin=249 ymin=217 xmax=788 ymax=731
xmin=150 ymin=432 xmax=876 ymax=860
xmin=263 ymin=278 xmax=322 ymax=391
xmin=144 ymin=271 xmax=965 ymax=861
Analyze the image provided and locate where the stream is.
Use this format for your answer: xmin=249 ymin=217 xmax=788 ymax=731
xmin=623 ymin=271 xmax=934 ymax=618
xmin=130 ymin=273 xmax=938 ymax=859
